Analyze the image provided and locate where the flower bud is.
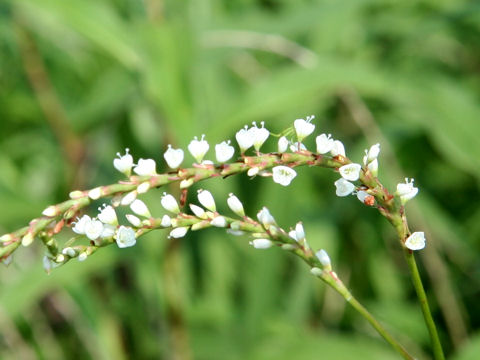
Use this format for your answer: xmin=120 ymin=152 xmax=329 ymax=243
xmin=169 ymin=226 xmax=189 ymax=239
xmin=161 ymin=193 xmax=180 ymax=214
xmin=197 ymin=189 xmax=216 ymax=212
xmin=227 ymin=193 xmax=245 ymax=217
xmin=277 ymin=136 xmax=288 ymax=153
xmin=130 ymin=199 xmax=151 ymax=218
xmin=134 ymin=158 xmax=157 ymax=176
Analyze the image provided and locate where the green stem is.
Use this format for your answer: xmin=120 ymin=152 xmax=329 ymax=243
xmin=320 ymin=272 xmax=415 ymax=360
xmin=404 ymin=250 xmax=445 ymax=360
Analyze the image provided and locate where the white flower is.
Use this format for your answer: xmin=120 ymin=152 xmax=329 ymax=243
xmin=405 ymin=232 xmax=426 ymax=251
xmin=257 ymin=207 xmax=275 ymax=226
xmin=130 ymin=199 xmax=151 ymax=218
xmin=330 ymin=140 xmax=346 ymax=157
xmin=121 ymin=191 xmax=137 ymax=206
xmin=169 ymin=226 xmax=189 ymax=238
xmin=134 ymin=158 xmax=157 ymax=176
xmin=161 ymin=215 xmax=171 ymax=227
xmin=188 ymin=135 xmax=209 ymax=163
xmin=235 ymin=125 xmax=255 ymax=153
xmin=315 ymin=249 xmax=331 ymax=269
xmin=251 ymin=122 xmax=270 ymax=152
xmin=198 ymin=189 xmax=216 ymax=212
xmin=62 ymin=247 xmax=76 ymax=257
xmin=78 ymin=252 xmax=88 ymax=262
xmin=365 ymin=143 xmax=380 ymax=163
xmin=334 ymin=178 xmax=355 ymax=197
xmin=272 ymin=166 xmax=297 ymax=186
xmin=316 ymin=134 xmax=334 ymax=154
xmin=189 ymin=204 xmax=207 ymax=219
xmin=294 ymin=222 xmax=305 ymax=242
xmin=101 ymin=224 xmax=116 ymax=238
xmin=126 ymin=214 xmax=142 ymax=227
xmin=113 ymin=148 xmax=134 ymax=176
xmin=215 ymin=141 xmax=235 ymax=163
xmin=396 ymin=178 xmax=419 ymax=204
xmin=367 ymin=159 xmax=378 ymax=176
xmin=88 ymin=187 xmax=102 ymax=200
xmin=211 ymin=216 xmax=227 ymax=227
xmin=72 ymin=215 xmax=92 ymax=235
xmin=278 ymin=136 xmax=288 ymax=153
xmin=161 ymin=193 xmax=180 ymax=214
xmin=137 ymin=182 xmax=150 ymax=194
xmin=116 ymin=226 xmax=136 ymax=248
xmin=21 ymin=232 xmax=34 ymax=247
xmin=290 ymin=142 xmax=307 ymax=153
xmin=98 ymin=204 xmax=118 ymax=225
xmin=356 ymin=190 xmax=369 ymax=203
xmin=42 ymin=205 xmax=58 ymax=217
xmin=227 ymin=193 xmax=245 ymax=217
xmin=250 ymin=239 xmax=273 ymax=249
xmin=84 ymin=219 xmax=104 ymax=241
xmin=294 ymin=115 xmax=315 ymax=142
xmin=163 ymin=144 xmax=184 ymax=169
xmin=339 ymin=163 xmax=362 ymax=181
xmin=247 ymin=167 xmax=259 ymax=177
xmin=180 ymin=178 xmax=194 ymax=189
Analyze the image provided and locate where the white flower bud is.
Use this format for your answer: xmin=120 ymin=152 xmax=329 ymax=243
xmin=88 ymin=187 xmax=102 ymax=200
xmin=164 ymin=145 xmax=184 ymax=169
xmin=62 ymin=247 xmax=76 ymax=257
xmin=294 ymin=115 xmax=315 ymax=142
xmin=211 ymin=216 xmax=227 ymax=227
xmin=116 ymin=226 xmax=136 ymax=248
xmin=161 ymin=193 xmax=180 ymax=214
xmin=180 ymin=178 xmax=194 ymax=189
xmin=334 ymin=178 xmax=355 ymax=197
xmin=101 ymin=224 xmax=116 ymax=238
xmin=161 ymin=215 xmax=172 ymax=227
xmin=316 ymin=249 xmax=331 ymax=269
xmin=257 ymin=207 xmax=275 ymax=226
xmin=310 ymin=267 xmax=323 ymax=277
xmin=272 ymin=166 xmax=297 ymax=186
xmin=249 ymin=239 xmax=273 ymax=249
xmin=189 ymin=204 xmax=207 ymax=219
xmin=130 ymin=199 xmax=151 ymax=218
xmin=188 ymin=135 xmax=209 ymax=163
xmin=134 ymin=158 xmax=157 ymax=176
xmin=330 ymin=140 xmax=346 ymax=157
xmin=98 ymin=204 xmax=118 ymax=225
xmin=69 ymin=190 xmax=84 ymax=199
xmin=197 ymin=189 xmax=216 ymax=212
xmin=247 ymin=167 xmax=260 ymax=177
xmin=405 ymin=231 xmax=426 ymax=250
xmin=366 ymin=143 xmax=380 ymax=163
xmin=84 ymin=219 xmax=104 ymax=241
xmin=215 ymin=141 xmax=235 ymax=163
xmin=278 ymin=136 xmax=288 ymax=153
xmin=251 ymin=122 xmax=270 ymax=151
xmin=339 ymin=163 xmax=362 ymax=181
xmin=235 ymin=125 xmax=255 ymax=153
xmin=316 ymin=133 xmax=334 ymax=154
xmin=121 ymin=191 xmax=137 ymax=206
xmin=21 ymin=232 xmax=34 ymax=247
xmin=126 ymin=214 xmax=142 ymax=227
xmin=113 ymin=148 xmax=134 ymax=176
xmin=294 ymin=222 xmax=305 ymax=242
xmin=227 ymin=193 xmax=245 ymax=217
xmin=169 ymin=226 xmax=189 ymax=238
xmin=56 ymin=254 xmax=65 ymax=263
xmin=137 ymin=182 xmax=150 ymax=194
xmin=42 ymin=206 xmax=58 ymax=217
xmin=78 ymin=252 xmax=88 ymax=262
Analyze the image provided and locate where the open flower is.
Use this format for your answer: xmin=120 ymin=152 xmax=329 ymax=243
xmin=334 ymin=178 xmax=355 ymax=197
xmin=134 ymin=158 xmax=157 ymax=176
xmin=294 ymin=115 xmax=315 ymax=142
xmin=396 ymin=178 xmax=418 ymax=204
xmin=339 ymin=163 xmax=361 ymax=181
xmin=113 ymin=148 xmax=134 ymax=176
xmin=257 ymin=207 xmax=276 ymax=226
xmin=251 ymin=122 xmax=270 ymax=152
xmin=72 ymin=215 xmax=92 ymax=235
xmin=405 ymin=232 xmax=426 ymax=250
xmin=116 ymin=226 xmax=136 ymax=248
xmin=164 ymin=145 xmax=184 ymax=169
xmin=330 ymin=140 xmax=346 ymax=157
xmin=98 ymin=204 xmax=118 ymax=226
xmin=215 ymin=141 xmax=235 ymax=163
xmin=188 ymin=135 xmax=209 ymax=163
xmin=272 ymin=166 xmax=297 ymax=186
xmin=316 ymin=134 xmax=334 ymax=154
xmin=84 ymin=219 xmax=104 ymax=241
xmin=235 ymin=125 xmax=255 ymax=153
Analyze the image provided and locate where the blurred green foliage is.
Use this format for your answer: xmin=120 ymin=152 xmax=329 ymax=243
xmin=1 ymin=0 xmax=480 ymax=359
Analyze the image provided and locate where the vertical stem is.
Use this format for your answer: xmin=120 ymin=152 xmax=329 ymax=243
xmin=404 ymin=250 xmax=445 ymax=360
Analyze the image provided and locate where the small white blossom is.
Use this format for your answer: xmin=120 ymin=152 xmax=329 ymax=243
xmin=126 ymin=214 xmax=142 ymax=227
xmin=121 ymin=191 xmax=137 ymax=206
xmin=356 ymin=190 xmax=369 ymax=203
xmin=215 ymin=141 xmax=235 ymax=163
xmin=88 ymin=187 xmax=102 ymax=200
xmin=250 ymin=239 xmax=273 ymax=249
xmin=169 ymin=226 xmax=189 ymax=238
xmin=62 ymin=247 xmax=76 ymax=257
xmin=316 ymin=134 xmax=334 ymax=154
xmin=69 ymin=190 xmax=84 ymax=199
xmin=190 ymin=204 xmax=207 ymax=219
xmin=101 ymin=224 xmax=116 ymax=239
xmin=78 ymin=252 xmax=88 ymax=262
xmin=84 ymin=219 xmax=104 ymax=241
xmin=334 ymin=178 xmax=355 ymax=197
xmin=405 ymin=232 xmax=426 ymax=251
xmin=211 ymin=216 xmax=227 ymax=227
xmin=21 ymin=233 xmax=34 ymax=247
xmin=247 ymin=167 xmax=260 ymax=177
xmin=294 ymin=222 xmax=305 ymax=242
xmin=316 ymin=249 xmax=331 ymax=269
xmin=161 ymin=215 xmax=171 ymax=227
xmin=257 ymin=207 xmax=275 ymax=226
xmin=72 ymin=215 xmax=92 ymax=235
xmin=134 ymin=158 xmax=157 ymax=176
xmin=278 ymin=136 xmax=288 ymax=153
xmin=310 ymin=267 xmax=323 ymax=276
xmin=330 ymin=140 xmax=346 ymax=157
xmin=42 ymin=206 xmax=58 ymax=217
xmin=161 ymin=193 xmax=180 ymax=214
xmin=272 ymin=166 xmax=297 ymax=186
xmin=188 ymin=135 xmax=209 ymax=163
xmin=339 ymin=163 xmax=362 ymax=181
xmin=227 ymin=193 xmax=245 ymax=217
xmin=137 ymin=182 xmax=150 ymax=194
xmin=235 ymin=125 xmax=255 ymax=153
xmin=164 ymin=145 xmax=184 ymax=169
xmin=98 ymin=204 xmax=118 ymax=225
xmin=251 ymin=122 xmax=270 ymax=152
xmin=367 ymin=159 xmax=378 ymax=177
xmin=365 ymin=143 xmax=380 ymax=163
xmin=294 ymin=115 xmax=315 ymax=142
xmin=396 ymin=178 xmax=419 ymax=204
xmin=116 ymin=226 xmax=136 ymax=248
xmin=180 ymin=178 xmax=194 ymax=189
xmin=198 ymin=189 xmax=216 ymax=212
xmin=113 ymin=148 xmax=134 ymax=176
xmin=130 ymin=199 xmax=151 ymax=218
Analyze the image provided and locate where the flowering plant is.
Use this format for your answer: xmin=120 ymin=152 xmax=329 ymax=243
xmin=0 ymin=116 xmax=442 ymax=360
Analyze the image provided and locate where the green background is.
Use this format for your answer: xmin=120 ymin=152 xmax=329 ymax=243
xmin=1 ymin=0 xmax=480 ymax=359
